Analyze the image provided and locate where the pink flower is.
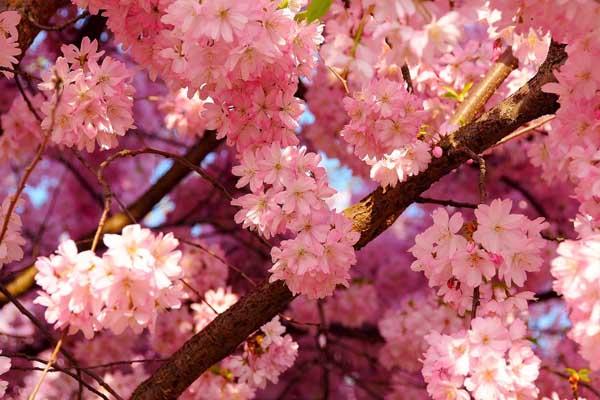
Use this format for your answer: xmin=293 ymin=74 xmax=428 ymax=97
xmin=199 ymin=0 xmax=248 ymax=42
xmin=468 ymin=317 xmax=511 ymax=356
xmin=452 ymin=242 xmax=496 ymax=287
xmin=463 ymin=353 xmax=511 ymax=399
xmin=473 ymin=199 xmax=524 ymax=253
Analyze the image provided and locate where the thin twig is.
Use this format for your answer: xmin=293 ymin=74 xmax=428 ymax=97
xmin=0 ymin=134 xmax=50 ymax=250
xmin=13 ymin=73 xmax=42 ymax=122
xmin=415 ymin=196 xmax=477 ymax=209
xmin=27 ymin=11 xmax=89 ymax=31
xmin=28 ymin=332 xmax=65 ymax=400
xmin=180 ymin=238 xmax=257 ymax=287
xmin=462 ymin=148 xmax=487 ymax=203
xmin=401 ymin=63 xmax=414 ymax=93
xmin=0 ymin=284 xmax=123 ymax=399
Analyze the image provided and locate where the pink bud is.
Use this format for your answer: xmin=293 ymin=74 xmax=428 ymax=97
xmin=432 ymin=146 xmax=443 ymax=158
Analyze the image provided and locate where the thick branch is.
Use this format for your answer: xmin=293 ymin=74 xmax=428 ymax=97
xmin=0 ymin=132 xmax=221 ymax=304
xmin=132 ymin=42 xmax=567 ymax=400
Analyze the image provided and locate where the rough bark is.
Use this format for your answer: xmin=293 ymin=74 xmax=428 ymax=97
xmin=131 ymin=42 xmax=567 ymax=400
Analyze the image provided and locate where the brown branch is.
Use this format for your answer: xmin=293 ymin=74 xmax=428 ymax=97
xmin=449 ymin=47 xmax=519 ymax=127
xmin=415 ymin=196 xmax=477 ymax=209
xmin=131 ymin=41 xmax=567 ymax=400
xmin=0 ymin=132 xmax=222 ymax=304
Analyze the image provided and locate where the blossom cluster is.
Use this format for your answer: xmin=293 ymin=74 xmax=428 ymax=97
xmin=0 ymin=93 xmax=43 ymax=163
xmin=551 ymin=234 xmax=600 ymax=371
xmin=0 ymin=11 xmax=20 ymax=78
xmin=341 ymin=78 xmax=433 ymax=188
xmin=410 ymin=199 xmax=547 ymax=313
xmin=34 ymin=224 xmax=184 ymax=338
xmin=38 ymin=38 xmax=135 ymax=152
xmin=158 ymin=0 xmax=318 ymax=141
xmin=0 ymin=197 xmax=26 ymax=269
xmin=379 ymin=294 xmax=462 ymax=373
xmin=327 ymin=282 xmax=379 ymax=328
xmin=422 ymin=294 xmax=540 ymax=400
xmin=531 ymin=27 xmax=600 ymax=223
xmin=232 ymin=144 xmax=359 ymax=299
xmin=75 ymin=0 xmax=318 ymax=153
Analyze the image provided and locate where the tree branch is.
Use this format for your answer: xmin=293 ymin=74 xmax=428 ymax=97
xmin=0 ymin=132 xmax=222 ymax=304
xmin=131 ymin=41 xmax=567 ymax=400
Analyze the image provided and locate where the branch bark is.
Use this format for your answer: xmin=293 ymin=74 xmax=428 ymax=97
xmin=131 ymin=42 xmax=567 ymax=400
xmin=0 ymin=132 xmax=221 ymax=304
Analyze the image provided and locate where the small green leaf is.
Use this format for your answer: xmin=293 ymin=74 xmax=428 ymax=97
xmin=305 ymin=0 xmax=333 ymax=22
xmin=460 ymin=81 xmax=474 ymax=98
xmin=441 ymin=82 xmax=474 ymax=103
xmin=526 ymin=336 xmax=539 ymax=345
xmin=566 ymin=368 xmax=578 ymax=375
xmin=294 ymin=10 xmax=307 ymax=22
xmin=578 ymin=368 xmax=591 ymax=383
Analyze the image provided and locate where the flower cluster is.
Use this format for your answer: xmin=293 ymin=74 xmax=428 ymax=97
xmin=0 ymin=197 xmax=26 ymax=269
xmin=542 ymin=40 xmax=600 ymax=217
xmin=341 ymin=78 xmax=432 ymax=188
xmin=232 ymin=144 xmax=359 ymax=298
xmin=422 ymin=295 xmax=540 ymax=400
xmin=551 ymin=234 xmax=600 ymax=371
xmin=38 ymin=38 xmax=135 ymax=152
xmin=327 ymin=282 xmax=379 ymax=328
xmin=379 ymin=294 xmax=462 ymax=373
xmin=34 ymin=224 xmax=184 ymax=338
xmin=159 ymin=0 xmax=319 ymax=148
xmin=410 ymin=199 xmax=547 ymax=313
xmin=0 ymin=11 xmax=20 ymax=78
xmin=71 ymin=0 xmax=173 ymax=80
